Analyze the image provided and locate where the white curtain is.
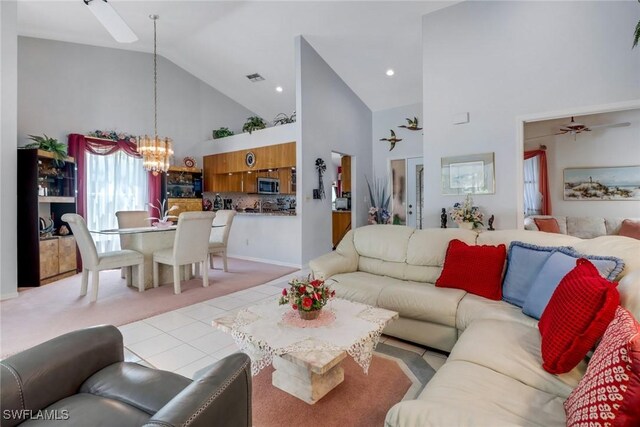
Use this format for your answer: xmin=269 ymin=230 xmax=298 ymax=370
xmin=523 ymin=157 xmax=542 ymax=216
xmin=86 ymin=151 xmax=148 ymax=252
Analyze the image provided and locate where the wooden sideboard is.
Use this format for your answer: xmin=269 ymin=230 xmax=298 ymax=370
xmin=39 ymin=236 xmax=78 ymax=285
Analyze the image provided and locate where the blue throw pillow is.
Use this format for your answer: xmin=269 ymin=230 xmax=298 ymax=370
xmin=502 ymin=242 xmax=567 ymax=307
xmin=522 ymin=248 xmax=624 ymax=319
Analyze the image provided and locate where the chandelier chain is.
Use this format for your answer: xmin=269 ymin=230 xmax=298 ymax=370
xmin=153 ymin=16 xmax=158 ymax=139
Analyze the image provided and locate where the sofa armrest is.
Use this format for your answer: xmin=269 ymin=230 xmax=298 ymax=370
xmin=0 ymin=325 xmax=123 ymax=423
xmin=143 ymin=353 xmax=251 ymax=427
xmin=309 ymin=230 xmax=358 ymax=279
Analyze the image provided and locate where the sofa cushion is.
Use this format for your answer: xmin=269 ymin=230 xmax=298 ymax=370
xmin=564 ymin=306 xmax=640 ymax=427
xmin=522 ymin=248 xmax=623 ymax=319
xmin=353 ymin=224 xmax=414 ymax=263
xmin=538 ymin=259 xmax=620 ymax=375
xmin=573 ymin=235 xmax=640 ymax=281
xmin=385 ymin=360 xmax=566 ymax=427
xmin=405 ymin=228 xmax=477 ymax=267
xmin=525 ymin=215 xmax=569 ymax=234
xmin=502 ymin=242 xmax=570 ymax=308
xmin=377 ymin=281 xmax=466 ymax=327
xmin=435 ymin=239 xmax=506 ymax=300
xmin=567 ymin=216 xmax=607 ymax=239
xmin=20 ymin=393 xmax=150 ymax=427
xmin=331 ymin=271 xmax=394 ymax=306
xmin=534 ymin=217 xmax=561 ymax=233
xmin=619 ymin=219 xmax=640 ymax=239
xmin=456 ymin=293 xmax=538 ymax=332
xmin=449 ymin=319 xmax=585 ymax=398
xmin=477 ymin=229 xmax=580 ymax=247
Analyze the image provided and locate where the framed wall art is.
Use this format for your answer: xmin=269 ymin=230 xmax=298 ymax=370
xmin=563 ymin=166 xmax=640 ymax=201
xmin=441 ymin=152 xmax=495 ymax=195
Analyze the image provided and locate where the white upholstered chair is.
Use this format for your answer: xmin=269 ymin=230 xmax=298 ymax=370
xmin=115 ymin=210 xmax=150 ymax=278
xmin=152 ymin=211 xmax=215 ymax=294
xmin=208 ymin=210 xmax=236 ymax=272
xmin=61 ymin=213 xmax=145 ymax=302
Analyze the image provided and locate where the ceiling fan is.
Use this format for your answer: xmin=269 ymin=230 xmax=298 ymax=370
xmin=526 ymin=116 xmax=631 ymax=140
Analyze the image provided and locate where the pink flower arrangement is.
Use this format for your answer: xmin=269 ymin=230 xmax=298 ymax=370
xmin=279 ymin=276 xmax=335 ymax=312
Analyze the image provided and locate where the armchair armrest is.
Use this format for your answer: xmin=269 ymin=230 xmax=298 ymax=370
xmin=309 ymin=230 xmax=358 ymax=279
xmin=144 ymin=353 xmax=252 ymax=427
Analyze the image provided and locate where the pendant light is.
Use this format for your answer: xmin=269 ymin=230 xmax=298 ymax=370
xmin=138 ymin=14 xmax=173 ymax=176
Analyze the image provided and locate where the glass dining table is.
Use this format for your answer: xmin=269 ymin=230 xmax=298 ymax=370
xmin=91 ymin=225 xmax=224 ymax=289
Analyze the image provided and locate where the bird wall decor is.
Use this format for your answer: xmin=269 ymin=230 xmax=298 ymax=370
xmin=380 ymin=129 xmax=402 ymax=151
xmin=398 ymin=117 xmax=422 ymax=131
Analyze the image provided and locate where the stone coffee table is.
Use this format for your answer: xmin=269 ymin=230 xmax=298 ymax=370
xmin=212 ymin=298 xmax=398 ymax=404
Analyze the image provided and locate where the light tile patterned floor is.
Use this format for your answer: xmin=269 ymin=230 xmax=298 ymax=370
xmin=121 ymin=269 xmax=449 ymax=379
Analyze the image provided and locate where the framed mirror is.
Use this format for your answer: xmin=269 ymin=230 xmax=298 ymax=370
xmin=441 ymin=152 xmax=495 ymax=195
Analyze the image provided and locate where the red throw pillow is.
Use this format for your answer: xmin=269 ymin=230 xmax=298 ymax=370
xmin=435 ymin=239 xmax=506 ymax=300
xmin=533 ymin=218 xmax=561 ymax=234
xmin=538 ymin=258 xmax=620 ymax=374
xmin=619 ymin=219 xmax=640 ymax=240
xmin=564 ymin=306 xmax=640 ymax=427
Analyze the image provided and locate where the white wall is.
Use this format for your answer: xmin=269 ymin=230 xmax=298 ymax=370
xmin=297 ymin=36 xmax=373 ymax=263
xmin=524 ymin=109 xmax=640 ymax=218
xmin=422 ymin=1 xmax=640 ymax=230
xmin=18 ymin=37 xmax=254 ymax=159
xmin=0 ymin=1 xmax=19 ymax=300
xmin=191 ymin=123 xmax=302 ymax=267
xmin=372 ymin=102 xmax=423 ymax=182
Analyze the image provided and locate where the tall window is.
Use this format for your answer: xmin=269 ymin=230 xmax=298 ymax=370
xmin=86 ymin=151 xmax=148 ymax=252
xmin=523 ymin=156 xmax=542 ymax=216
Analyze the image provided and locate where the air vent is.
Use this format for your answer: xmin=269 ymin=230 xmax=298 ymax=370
xmin=246 ymin=73 xmax=265 ymax=82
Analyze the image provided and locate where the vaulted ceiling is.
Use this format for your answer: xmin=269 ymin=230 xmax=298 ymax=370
xmin=17 ymin=1 xmax=455 ymax=119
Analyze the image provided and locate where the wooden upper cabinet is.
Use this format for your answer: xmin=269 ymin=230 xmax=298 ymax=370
xmin=341 ymin=155 xmax=352 ymax=193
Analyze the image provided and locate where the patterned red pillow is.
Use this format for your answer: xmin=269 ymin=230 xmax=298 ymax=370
xmin=538 ymin=258 xmax=620 ymax=374
xmin=435 ymin=239 xmax=506 ymax=300
xmin=564 ymin=306 xmax=640 ymax=427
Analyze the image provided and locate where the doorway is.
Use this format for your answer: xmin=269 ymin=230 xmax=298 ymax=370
xmin=331 ymin=151 xmax=352 ymax=248
xmin=407 ymin=157 xmax=424 ymax=229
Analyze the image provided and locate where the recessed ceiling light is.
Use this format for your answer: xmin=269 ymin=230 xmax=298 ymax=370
xmin=386 ymin=69 xmax=395 ymax=77
xmin=275 ymin=86 xmax=283 ymax=93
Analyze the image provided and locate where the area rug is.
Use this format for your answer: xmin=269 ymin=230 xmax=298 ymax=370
xmin=0 ymin=258 xmax=297 ymax=357
xmin=252 ymin=355 xmax=413 ymax=427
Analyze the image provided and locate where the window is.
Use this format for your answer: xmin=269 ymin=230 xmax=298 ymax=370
xmin=523 ymin=156 xmax=542 ymax=216
xmin=86 ymin=151 xmax=148 ymax=252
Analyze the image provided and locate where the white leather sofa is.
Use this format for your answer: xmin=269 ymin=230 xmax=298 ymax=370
xmin=524 ymin=215 xmax=639 ymax=239
xmin=309 ymin=225 xmax=640 ymax=426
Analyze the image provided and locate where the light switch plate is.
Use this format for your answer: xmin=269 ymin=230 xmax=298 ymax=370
xmin=453 ymin=112 xmax=469 ymax=125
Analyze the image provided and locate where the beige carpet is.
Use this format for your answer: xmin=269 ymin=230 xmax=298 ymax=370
xmin=252 ymin=355 xmax=412 ymax=427
xmin=0 ymin=258 xmax=297 ymax=358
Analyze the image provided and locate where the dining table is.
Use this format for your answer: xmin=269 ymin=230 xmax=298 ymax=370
xmin=91 ymin=224 xmax=224 ymax=290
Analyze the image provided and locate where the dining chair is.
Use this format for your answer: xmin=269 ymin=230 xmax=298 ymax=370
xmin=152 ymin=211 xmax=215 ymax=294
xmin=61 ymin=214 xmax=145 ymax=302
xmin=208 ymin=210 xmax=236 ymax=272
xmin=115 ymin=210 xmax=150 ymax=278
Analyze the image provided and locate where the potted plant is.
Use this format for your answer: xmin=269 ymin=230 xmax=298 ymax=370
xmin=279 ymin=276 xmax=335 ymax=320
xmin=273 ymin=111 xmax=296 ymax=126
xmin=25 ymin=134 xmax=67 ymax=163
xmin=242 ymin=116 xmax=267 ymax=134
xmin=212 ymin=127 xmax=235 ymax=139
xmin=365 ymin=176 xmax=391 ymax=224
xmin=147 ymin=200 xmax=179 ymax=228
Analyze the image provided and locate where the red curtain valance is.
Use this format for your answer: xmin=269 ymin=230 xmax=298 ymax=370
xmin=524 ymin=149 xmax=551 ymax=215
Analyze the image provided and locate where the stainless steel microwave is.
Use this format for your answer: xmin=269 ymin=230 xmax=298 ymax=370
xmin=257 ymin=177 xmax=280 ymax=194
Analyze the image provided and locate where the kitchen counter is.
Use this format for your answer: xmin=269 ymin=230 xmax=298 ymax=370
xmin=332 ymin=209 xmax=351 ymax=213
xmin=235 ymin=211 xmax=296 ymax=216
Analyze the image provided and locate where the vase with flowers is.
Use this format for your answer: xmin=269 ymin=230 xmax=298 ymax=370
xmin=148 ymin=199 xmax=179 ymax=228
xmin=449 ymin=194 xmax=483 ymax=230
xmin=279 ymin=276 xmax=335 ymax=320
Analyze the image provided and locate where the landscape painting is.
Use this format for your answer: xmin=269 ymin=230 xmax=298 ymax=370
xmin=563 ymin=166 xmax=640 ymax=201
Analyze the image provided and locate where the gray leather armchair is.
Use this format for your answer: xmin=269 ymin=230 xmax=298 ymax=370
xmin=0 ymin=325 xmax=251 ymax=427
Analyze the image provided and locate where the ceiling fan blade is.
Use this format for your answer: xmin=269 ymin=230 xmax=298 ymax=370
xmin=84 ymin=0 xmax=138 ymax=43
xmin=586 ymin=122 xmax=631 ymax=130
xmin=525 ymin=131 xmax=566 ymax=140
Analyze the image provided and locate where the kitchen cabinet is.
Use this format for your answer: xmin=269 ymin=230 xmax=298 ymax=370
xmin=278 ymin=168 xmax=296 ymax=195
xmin=39 ymin=236 xmax=78 ymax=285
xmin=18 ymin=149 xmax=78 ymax=286
xmin=243 ymin=172 xmax=257 ymax=193
xmin=341 ymin=155 xmax=352 ymax=194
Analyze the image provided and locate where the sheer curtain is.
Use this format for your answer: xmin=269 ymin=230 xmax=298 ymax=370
xmin=86 ymin=151 xmax=148 ymax=252
xmin=523 ymin=157 xmax=542 ymax=216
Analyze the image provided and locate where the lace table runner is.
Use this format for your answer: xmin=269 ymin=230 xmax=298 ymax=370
xmin=212 ymin=298 xmax=398 ymax=376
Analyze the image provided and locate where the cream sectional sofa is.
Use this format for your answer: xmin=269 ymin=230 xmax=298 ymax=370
xmin=309 ymin=225 xmax=640 ymax=426
xmin=524 ymin=215 xmax=639 ymax=239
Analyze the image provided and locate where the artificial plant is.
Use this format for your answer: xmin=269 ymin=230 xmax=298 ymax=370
xmin=25 ymin=134 xmax=67 ymax=163
xmin=242 ymin=116 xmax=267 ymax=134
xmin=212 ymin=127 xmax=235 ymax=139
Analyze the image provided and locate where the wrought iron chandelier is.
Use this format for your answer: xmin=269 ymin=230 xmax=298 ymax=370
xmin=138 ymin=14 xmax=173 ymax=175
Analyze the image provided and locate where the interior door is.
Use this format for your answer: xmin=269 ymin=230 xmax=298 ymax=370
xmin=406 ymin=157 xmax=424 ymax=229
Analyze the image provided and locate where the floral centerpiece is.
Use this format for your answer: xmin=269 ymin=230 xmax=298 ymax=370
xmin=148 ymin=199 xmax=178 ymax=228
xmin=449 ymin=194 xmax=483 ymax=229
xmin=279 ymin=276 xmax=335 ymax=320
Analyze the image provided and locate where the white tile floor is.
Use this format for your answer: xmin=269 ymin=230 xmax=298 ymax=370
xmin=120 ymin=269 xmax=449 ymax=379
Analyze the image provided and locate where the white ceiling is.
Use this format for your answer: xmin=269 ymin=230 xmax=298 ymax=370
xmin=17 ymin=0 xmax=455 ymax=120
